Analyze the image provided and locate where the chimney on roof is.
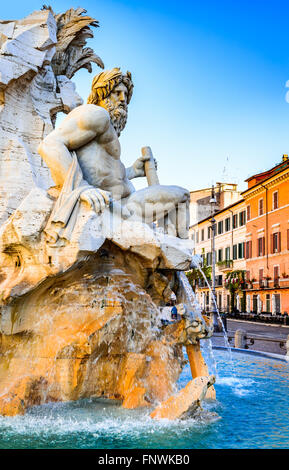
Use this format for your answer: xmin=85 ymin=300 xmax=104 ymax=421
xmin=282 ymin=154 xmax=288 ymax=162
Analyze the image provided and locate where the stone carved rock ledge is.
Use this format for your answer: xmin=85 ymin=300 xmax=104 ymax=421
xmin=0 ymin=7 xmax=214 ymax=419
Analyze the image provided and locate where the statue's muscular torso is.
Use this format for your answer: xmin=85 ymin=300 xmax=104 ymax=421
xmin=39 ymin=104 xmax=134 ymax=200
xmin=76 ymin=134 xmax=133 ymax=200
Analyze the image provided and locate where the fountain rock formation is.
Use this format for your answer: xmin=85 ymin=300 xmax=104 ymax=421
xmin=0 ymin=7 xmax=214 ymax=417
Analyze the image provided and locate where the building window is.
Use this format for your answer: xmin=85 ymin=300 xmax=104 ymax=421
xmin=246 ymin=270 xmax=250 ymax=281
xmin=225 ymin=217 xmax=230 ymax=232
xmin=274 ymin=293 xmax=281 ymax=313
xmin=259 ymin=198 xmax=264 ymax=216
xmin=218 ymin=249 xmax=223 ymax=262
xmin=257 ymin=237 xmax=265 ymax=257
xmin=196 ymin=231 xmax=199 ymax=243
xmin=232 ymin=214 xmax=238 ymax=229
xmin=253 ymin=294 xmax=258 ymax=313
xmin=272 ymin=191 xmax=279 ymax=210
xmin=218 ymin=220 xmax=223 ymax=235
xmin=238 ymin=242 xmax=244 ymax=259
xmin=225 ymin=247 xmax=230 ymax=260
xmin=246 ymin=205 xmax=251 ymax=221
xmin=206 ymin=252 xmax=212 ymax=266
xmin=259 ymin=268 xmax=264 ymax=286
xmin=207 ymin=226 xmax=211 ymax=239
xmin=239 ymin=210 xmax=246 ymax=226
xmin=206 ymin=292 xmax=210 ymax=309
xmin=272 ymin=232 xmax=281 ymax=253
xmin=266 ymin=294 xmax=270 ymax=313
xmin=218 ymin=294 xmax=222 ymax=310
xmin=287 ymin=229 xmax=289 ymax=250
xmin=217 ymin=274 xmax=223 ymax=287
xmin=233 ymin=244 xmax=237 ymax=260
xmin=273 ymin=266 xmax=280 ymax=287
xmin=245 ymin=240 xmax=252 ymax=259
xmin=201 ymin=229 xmax=204 ymax=241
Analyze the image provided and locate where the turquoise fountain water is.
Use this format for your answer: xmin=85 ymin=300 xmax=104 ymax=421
xmin=1 ymin=266 xmax=288 ymax=449
xmin=0 ymin=350 xmax=288 ymax=449
xmin=197 ymin=266 xmax=233 ymax=362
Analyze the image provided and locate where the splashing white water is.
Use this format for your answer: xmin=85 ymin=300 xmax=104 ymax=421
xmin=177 ymin=271 xmax=208 ymax=329
xmin=197 ymin=267 xmax=234 ymax=369
xmin=177 ymin=271 xmax=218 ymax=377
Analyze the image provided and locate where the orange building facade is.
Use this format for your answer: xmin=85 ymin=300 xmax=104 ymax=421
xmin=242 ymin=155 xmax=289 ymax=315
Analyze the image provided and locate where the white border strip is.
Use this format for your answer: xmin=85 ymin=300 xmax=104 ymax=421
xmin=213 ymin=345 xmax=289 ymax=362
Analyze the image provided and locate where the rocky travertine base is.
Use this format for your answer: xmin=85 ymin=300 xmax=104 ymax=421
xmin=0 ymin=190 xmax=212 ymax=418
xmin=0 ymin=244 xmax=187 ymax=416
xmin=0 ymin=7 xmax=214 ymax=420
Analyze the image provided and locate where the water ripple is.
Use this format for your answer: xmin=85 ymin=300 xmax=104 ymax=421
xmin=0 ymin=350 xmax=289 ymax=449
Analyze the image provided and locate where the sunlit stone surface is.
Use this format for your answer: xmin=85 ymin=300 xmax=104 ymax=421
xmin=0 ymin=7 xmax=213 ymax=418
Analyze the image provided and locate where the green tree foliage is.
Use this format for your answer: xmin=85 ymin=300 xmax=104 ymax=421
xmin=186 ymin=260 xmax=211 ymax=290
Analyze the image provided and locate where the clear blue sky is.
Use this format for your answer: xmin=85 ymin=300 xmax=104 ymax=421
xmin=3 ymin=0 xmax=289 ymax=192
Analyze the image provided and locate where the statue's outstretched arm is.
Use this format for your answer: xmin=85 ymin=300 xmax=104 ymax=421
xmin=38 ymin=104 xmax=110 ymax=187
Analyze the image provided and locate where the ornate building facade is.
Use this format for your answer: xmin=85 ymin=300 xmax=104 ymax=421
xmin=242 ymin=155 xmax=289 ymax=314
xmin=190 ymin=156 xmax=289 ymax=315
xmin=190 ymin=197 xmax=246 ymax=313
xmin=189 ymin=183 xmax=241 ymax=226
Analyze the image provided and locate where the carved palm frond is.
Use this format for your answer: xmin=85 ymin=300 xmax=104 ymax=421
xmin=51 ymin=7 xmax=104 ymax=78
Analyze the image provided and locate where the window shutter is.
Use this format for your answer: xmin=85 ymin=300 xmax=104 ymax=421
xmin=259 ymin=199 xmax=264 ymax=215
xmin=271 ymin=233 xmax=274 ymax=254
xmin=278 ymin=232 xmax=281 ymax=252
xmin=262 ymin=237 xmax=265 ymax=256
xmin=257 ymin=238 xmax=263 ymax=257
xmin=247 ymin=205 xmax=251 ymax=221
xmin=273 ymin=192 xmax=278 ymax=210
xmin=249 ymin=240 xmax=252 ymax=258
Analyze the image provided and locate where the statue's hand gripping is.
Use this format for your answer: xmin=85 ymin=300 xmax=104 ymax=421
xmin=80 ymin=188 xmax=111 ymax=213
xmin=130 ymin=154 xmax=157 ymax=178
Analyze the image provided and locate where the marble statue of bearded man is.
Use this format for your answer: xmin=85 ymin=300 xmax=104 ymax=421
xmin=38 ymin=68 xmax=190 ymax=243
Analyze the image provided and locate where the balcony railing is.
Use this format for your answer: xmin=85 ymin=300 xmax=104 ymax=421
xmin=198 ymin=279 xmax=211 ymax=288
xmin=198 ymin=277 xmax=223 ymax=288
xmin=246 ymin=278 xmax=288 ymax=290
xmin=259 ymin=279 xmax=271 ymax=288
xmin=274 ymin=277 xmax=280 ymax=288
xmin=217 ymin=260 xmax=233 ymax=271
xmin=259 ymin=279 xmax=269 ymax=288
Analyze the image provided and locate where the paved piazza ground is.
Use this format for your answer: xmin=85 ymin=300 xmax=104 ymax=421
xmin=212 ymin=319 xmax=289 ymax=355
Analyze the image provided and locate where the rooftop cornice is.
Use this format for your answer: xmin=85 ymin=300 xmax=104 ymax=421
xmin=242 ymin=169 xmax=289 ymax=200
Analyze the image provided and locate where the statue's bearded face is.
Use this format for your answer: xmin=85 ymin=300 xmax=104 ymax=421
xmin=101 ymin=83 xmax=128 ymax=136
